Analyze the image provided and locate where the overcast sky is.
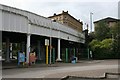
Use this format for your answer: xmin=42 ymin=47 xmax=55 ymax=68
xmin=0 ymin=0 xmax=119 ymax=31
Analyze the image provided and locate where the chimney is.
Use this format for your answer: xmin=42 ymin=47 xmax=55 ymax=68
xmin=87 ymin=24 xmax=89 ymax=30
xmin=54 ymin=13 xmax=56 ymax=16
xmin=62 ymin=10 xmax=64 ymax=13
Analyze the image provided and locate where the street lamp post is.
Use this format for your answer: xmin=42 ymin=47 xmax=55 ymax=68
xmin=49 ymin=19 xmax=56 ymax=64
xmin=49 ymin=21 xmax=52 ymax=65
xmin=49 ymin=34 xmax=52 ymax=64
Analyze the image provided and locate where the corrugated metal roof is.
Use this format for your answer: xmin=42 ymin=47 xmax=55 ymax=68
xmin=0 ymin=4 xmax=85 ymax=41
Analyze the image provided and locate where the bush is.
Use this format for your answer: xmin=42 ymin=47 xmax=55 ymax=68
xmin=89 ymin=39 xmax=117 ymax=59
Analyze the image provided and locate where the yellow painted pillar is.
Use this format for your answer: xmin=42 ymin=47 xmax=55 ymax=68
xmin=46 ymin=45 xmax=48 ymax=64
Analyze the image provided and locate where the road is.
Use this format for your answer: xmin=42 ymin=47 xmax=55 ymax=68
xmin=2 ymin=60 xmax=119 ymax=78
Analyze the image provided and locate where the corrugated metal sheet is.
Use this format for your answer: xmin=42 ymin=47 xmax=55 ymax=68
xmin=2 ymin=10 xmax=28 ymax=33
xmin=0 ymin=9 xmax=2 ymax=31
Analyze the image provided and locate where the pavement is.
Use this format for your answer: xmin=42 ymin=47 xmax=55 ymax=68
xmin=2 ymin=60 xmax=103 ymax=69
xmin=1 ymin=59 xmax=120 ymax=79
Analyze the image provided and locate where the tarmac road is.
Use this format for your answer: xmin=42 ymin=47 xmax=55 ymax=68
xmin=2 ymin=60 xmax=119 ymax=78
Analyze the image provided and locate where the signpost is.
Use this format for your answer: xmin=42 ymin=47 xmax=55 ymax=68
xmin=45 ymin=39 xmax=49 ymax=64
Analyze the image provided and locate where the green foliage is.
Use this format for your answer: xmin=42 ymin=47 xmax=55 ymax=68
xmin=89 ymin=39 xmax=112 ymax=50
xmin=110 ymin=21 xmax=120 ymax=58
xmin=110 ymin=21 xmax=120 ymax=39
xmin=100 ymin=39 xmax=112 ymax=49
xmin=95 ymin=21 xmax=111 ymax=41
xmin=89 ymin=39 xmax=115 ymax=59
xmin=90 ymin=20 xmax=120 ymax=59
xmin=89 ymin=40 xmax=101 ymax=51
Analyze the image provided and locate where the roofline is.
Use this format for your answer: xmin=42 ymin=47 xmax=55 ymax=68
xmin=48 ymin=11 xmax=83 ymax=25
xmin=0 ymin=4 xmax=52 ymax=21
xmin=94 ymin=17 xmax=120 ymax=23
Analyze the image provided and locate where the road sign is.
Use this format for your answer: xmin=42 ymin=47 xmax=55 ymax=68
xmin=45 ymin=39 xmax=49 ymax=46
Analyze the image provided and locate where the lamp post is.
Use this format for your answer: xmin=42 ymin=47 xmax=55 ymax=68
xmin=49 ymin=21 xmax=52 ymax=65
xmin=49 ymin=19 xmax=56 ymax=64
xmin=49 ymin=33 xmax=52 ymax=64
xmin=90 ymin=12 xmax=93 ymax=32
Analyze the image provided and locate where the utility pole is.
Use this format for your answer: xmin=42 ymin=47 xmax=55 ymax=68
xmin=49 ymin=22 xmax=52 ymax=65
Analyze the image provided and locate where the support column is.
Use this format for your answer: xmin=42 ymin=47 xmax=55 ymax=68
xmin=26 ymin=34 xmax=31 ymax=63
xmin=37 ymin=40 xmax=41 ymax=60
xmin=6 ymin=38 xmax=10 ymax=62
xmin=56 ymin=38 xmax=62 ymax=61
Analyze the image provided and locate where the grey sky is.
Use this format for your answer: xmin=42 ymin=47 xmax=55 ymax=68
xmin=0 ymin=0 xmax=119 ymax=31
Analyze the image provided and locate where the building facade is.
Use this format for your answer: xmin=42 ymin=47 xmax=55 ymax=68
xmin=94 ymin=17 xmax=119 ymax=29
xmin=48 ymin=11 xmax=83 ymax=32
xmin=1 ymin=4 xmax=86 ymax=64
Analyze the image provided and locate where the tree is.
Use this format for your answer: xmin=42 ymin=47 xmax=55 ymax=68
xmin=95 ymin=21 xmax=111 ymax=41
xmin=89 ymin=39 xmax=114 ymax=59
xmin=88 ymin=32 xmax=95 ymax=42
xmin=89 ymin=39 xmax=101 ymax=51
xmin=110 ymin=21 xmax=120 ymax=58
xmin=100 ymin=39 xmax=112 ymax=49
xmin=89 ymin=39 xmax=101 ymax=59
xmin=89 ymin=20 xmax=120 ymax=59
